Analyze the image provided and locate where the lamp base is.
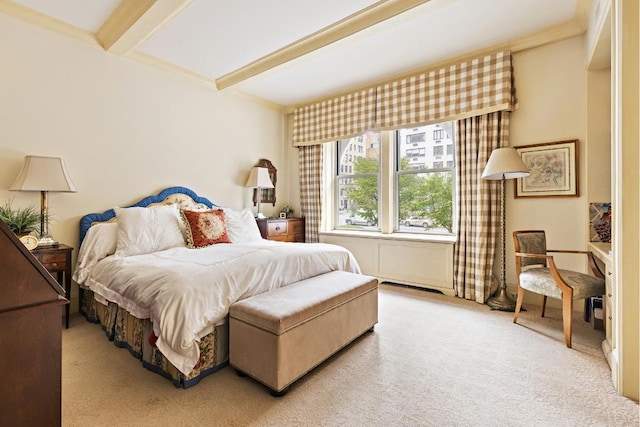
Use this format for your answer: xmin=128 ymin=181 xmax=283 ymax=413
xmin=255 ymin=213 xmax=267 ymax=219
xmin=37 ymin=234 xmax=59 ymax=247
xmin=487 ymin=286 xmax=516 ymax=312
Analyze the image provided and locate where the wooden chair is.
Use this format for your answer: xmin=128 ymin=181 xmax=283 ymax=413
xmin=512 ymin=230 xmax=605 ymax=348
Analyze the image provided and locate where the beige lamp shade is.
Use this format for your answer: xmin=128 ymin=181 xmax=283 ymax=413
xmin=481 ymin=147 xmax=530 ymax=181
xmin=245 ymin=167 xmax=274 ymax=189
xmin=10 ymin=155 xmax=78 ymax=192
xmin=9 ymin=155 xmax=77 ymax=246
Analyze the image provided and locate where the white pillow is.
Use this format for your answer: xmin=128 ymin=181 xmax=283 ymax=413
xmin=115 ymin=205 xmax=185 ymax=257
xmin=223 ymin=207 xmax=263 ymax=243
xmin=73 ymin=222 xmax=118 ymax=284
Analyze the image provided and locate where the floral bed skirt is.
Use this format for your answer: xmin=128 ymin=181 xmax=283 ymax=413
xmin=80 ymin=288 xmax=229 ymax=388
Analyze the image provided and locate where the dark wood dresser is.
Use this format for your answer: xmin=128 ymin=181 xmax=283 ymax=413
xmin=31 ymin=244 xmax=73 ymax=328
xmin=256 ymin=217 xmax=305 ymax=242
xmin=0 ymin=220 xmax=68 ymax=427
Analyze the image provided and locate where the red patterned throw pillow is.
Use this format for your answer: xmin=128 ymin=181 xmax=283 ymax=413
xmin=181 ymin=209 xmax=231 ymax=248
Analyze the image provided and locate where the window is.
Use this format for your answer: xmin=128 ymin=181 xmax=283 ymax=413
xmin=330 ymin=123 xmax=455 ymax=236
xmin=397 ymin=123 xmax=455 ymax=235
xmin=406 ymin=148 xmax=426 ymax=157
xmin=407 ymin=133 xmax=426 ymax=144
xmin=447 ymin=144 xmax=454 ymax=155
xmin=335 ymin=131 xmax=381 ymax=229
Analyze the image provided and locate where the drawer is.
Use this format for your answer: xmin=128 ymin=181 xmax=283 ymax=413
xmin=605 ymin=307 xmax=612 ymax=345
xmin=267 ymin=221 xmax=288 ymax=236
xmin=290 ymin=220 xmax=304 ymax=234
xmin=605 ymin=276 xmax=614 ymax=309
xmin=38 ymin=254 xmax=67 ymax=271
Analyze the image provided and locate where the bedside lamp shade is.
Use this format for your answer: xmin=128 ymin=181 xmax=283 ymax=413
xmin=245 ymin=167 xmax=274 ymax=219
xmin=10 ymin=155 xmax=77 ymax=246
xmin=245 ymin=167 xmax=274 ymax=189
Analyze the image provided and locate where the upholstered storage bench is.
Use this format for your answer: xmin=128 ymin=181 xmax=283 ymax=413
xmin=229 ymin=270 xmax=378 ymax=395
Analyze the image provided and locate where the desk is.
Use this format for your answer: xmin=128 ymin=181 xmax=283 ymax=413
xmin=589 ymin=242 xmax=615 ymax=375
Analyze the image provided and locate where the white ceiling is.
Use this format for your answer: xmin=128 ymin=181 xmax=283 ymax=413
xmin=6 ymin=0 xmax=588 ymax=108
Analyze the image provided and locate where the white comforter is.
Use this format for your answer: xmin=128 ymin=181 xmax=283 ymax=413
xmin=79 ymin=240 xmax=360 ymax=375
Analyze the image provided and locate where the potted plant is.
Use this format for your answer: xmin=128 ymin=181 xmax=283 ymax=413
xmin=0 ymin=199 xmax=41 ymax=236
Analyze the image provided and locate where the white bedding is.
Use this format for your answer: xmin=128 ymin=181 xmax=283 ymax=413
xmin=77 ymin=240 xmax=360 ymax=375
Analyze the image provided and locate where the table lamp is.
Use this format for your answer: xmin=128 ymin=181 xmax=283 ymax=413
xmin=245 ymin=166 xmax=274 ymax=219
xmin=10 ymin=155 xmax=77 ymax=246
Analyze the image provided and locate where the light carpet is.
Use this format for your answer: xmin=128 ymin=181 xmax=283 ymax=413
xmin=62 ymin=283 xmax=639 ymax=426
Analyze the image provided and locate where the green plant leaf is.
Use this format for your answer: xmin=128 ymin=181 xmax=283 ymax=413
xmin=0 ymin=199 xmax=42 ymax=235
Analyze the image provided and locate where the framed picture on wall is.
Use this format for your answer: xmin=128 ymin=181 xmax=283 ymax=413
xmin=514 ymin=139 xmax=579 ymax=198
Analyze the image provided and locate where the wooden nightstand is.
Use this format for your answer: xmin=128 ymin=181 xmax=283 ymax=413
xmin=256 ymin=217 xmax=305 ymax=242
xmin=31 ymin=244 xmax=73 ymax=328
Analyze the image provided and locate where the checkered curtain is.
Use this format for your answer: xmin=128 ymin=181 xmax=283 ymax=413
xmin=453 ymin=111 xmax=509 ymax=302
xmin=292 ymin=51 xmax=514 ymax=146
xmin=292 ymin=51 xmax=514 ymax=252
xmin=299 ymin=144 xmax=323 ymax=242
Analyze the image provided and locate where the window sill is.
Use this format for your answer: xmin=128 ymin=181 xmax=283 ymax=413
xmin=320 ymin=229 xmax=456 ymax=244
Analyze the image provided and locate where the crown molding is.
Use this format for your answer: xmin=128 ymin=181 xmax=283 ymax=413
xmin=0 ymin=0 xmax=98 ymax=46
xmin=127 ymin=50 xmax=216 ymax=87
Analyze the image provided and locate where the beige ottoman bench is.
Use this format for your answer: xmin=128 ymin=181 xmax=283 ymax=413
xmin=229 ymin=270 xmax=378 ymax=396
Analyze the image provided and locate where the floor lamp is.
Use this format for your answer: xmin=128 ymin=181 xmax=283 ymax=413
xmin=481 ymin=147 xmax=530 ymax=311
xmin=10 ymin=155 xmax=78 ymax=246
xmin=245 ymin=166 xmax=274 ymax=219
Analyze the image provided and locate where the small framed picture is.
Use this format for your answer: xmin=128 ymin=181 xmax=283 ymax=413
xmin=279 ymin=212 xmax=287 ymax=219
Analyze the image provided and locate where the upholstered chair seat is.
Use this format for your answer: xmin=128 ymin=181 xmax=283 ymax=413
xmin=519 ymin=268 xmax=604 ymax=300
xmin=513 ymin=230 xmax=605 ymax=348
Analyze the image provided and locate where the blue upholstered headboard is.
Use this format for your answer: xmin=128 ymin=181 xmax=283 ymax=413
xmin=78 ymin=186 xmax=216 ymax=244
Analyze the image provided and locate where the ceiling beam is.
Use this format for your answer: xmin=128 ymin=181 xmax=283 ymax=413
xmin=215 ymin=0 xmax=432 ymax=90
xmin=97 ymin=0 xmax=192 ymax=55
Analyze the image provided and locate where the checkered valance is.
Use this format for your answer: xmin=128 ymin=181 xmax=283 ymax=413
xmin=292 ymin=88 xmax=376 ymax=147
xmin=292 ymin=51 xmax=515 ymax=147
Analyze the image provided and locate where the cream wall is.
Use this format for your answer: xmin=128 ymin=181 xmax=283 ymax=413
xmin=0 ymin=14 xmax=286 ymax=298
xmin=585 ymin=68 xmax=612 ymax=204
xmin=508 ymin=36 xmax=588 ymax=294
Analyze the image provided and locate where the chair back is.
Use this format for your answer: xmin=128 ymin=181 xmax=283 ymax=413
xmin=513 ymin=230 xmax=547 ymax=268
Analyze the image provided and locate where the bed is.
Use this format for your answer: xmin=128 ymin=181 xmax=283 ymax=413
xmin=73 ymin=186 xmax=360 ymax=387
